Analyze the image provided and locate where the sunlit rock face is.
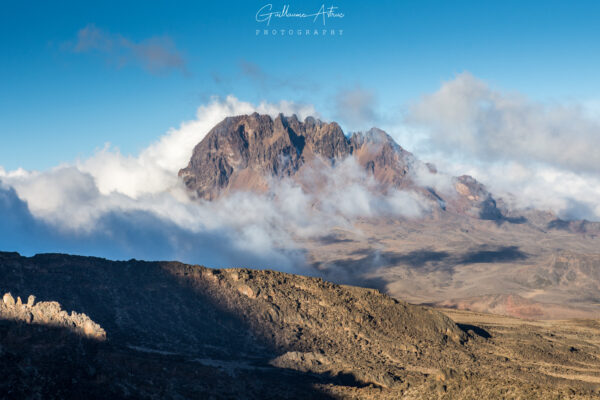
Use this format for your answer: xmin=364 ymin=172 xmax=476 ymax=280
xmin=178 ymin=113 xmax=510 ymax=223
xmin=178 ymin=113 xmax=417 ymax=200
xmin=1 ymin=291 xmax=106 ymax=340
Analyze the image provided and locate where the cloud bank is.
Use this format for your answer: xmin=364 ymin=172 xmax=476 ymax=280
xmin=0 ymin=96 xmax=426 ymax=270
xmin=406 ymin=72 xmax=600 ymax=221
xmin=409 ymin=72 xmax=600 ymax=173
xmin=3 ymin=73 xmax=599 ymax=273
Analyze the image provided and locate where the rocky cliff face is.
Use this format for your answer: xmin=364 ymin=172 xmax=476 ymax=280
xmin=349 ymin=127 xmax=414 ymax=190
xmin=178 ymin=113 xmax=509 ymax=222
xmin=178 ymin=113 xmax=417 ymax=200
xmin=179 ymin=113 xmax=343 ymax=199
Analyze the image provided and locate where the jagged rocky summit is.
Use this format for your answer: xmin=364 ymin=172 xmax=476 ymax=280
xmin=178 ymin=113 xmax=507 ymax=221
xmin=179 ymin=113 xmax=416 ymax=199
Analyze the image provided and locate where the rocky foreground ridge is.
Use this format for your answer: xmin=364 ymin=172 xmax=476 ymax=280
xmin=1 ymin=251 xmax=599 ymax=399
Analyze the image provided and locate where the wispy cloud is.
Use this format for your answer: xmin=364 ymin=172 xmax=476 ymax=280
xmin=408 ymin=72 xmax=600 ymax=174
xmin=239 ymin=60 xmax=266 ymax=82
xmin=67 ymin=24 xmax=187 ymax=75
xmin=406 ymin=72 xmax=600 ymax=221
xmin=333 ymin=85 xmax=379 ymax=130
xmin=236 ymin=59 xmax=319 ymax=94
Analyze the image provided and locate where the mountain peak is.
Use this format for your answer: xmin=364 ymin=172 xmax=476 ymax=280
xmin=179 ymin=114 xmax=365 ymax=199
xmin=178 ymin=113 xmax=509 ymax=222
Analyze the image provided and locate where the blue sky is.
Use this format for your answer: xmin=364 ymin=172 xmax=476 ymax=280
xmin=1 ymin=0 xmax=600 ymax=170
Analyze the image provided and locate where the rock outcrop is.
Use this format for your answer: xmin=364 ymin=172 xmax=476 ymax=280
xmin=449 ymin=175 xmax=504 ymax=220
xmin=0 ymin=291 xmax=106 ymax=340
xmin=178 ymin=113 xmax=416 ymax=200
xmin=349 ymin=127 xmax=415 ymax=190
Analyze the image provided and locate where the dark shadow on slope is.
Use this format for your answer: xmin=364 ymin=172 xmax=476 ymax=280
xmin=0 ymin=251 xmax=382 ymax=398
xmin=502 ymin=216 xmax=528 ymax=224
xmin=309 ymin=249 xmax=453 ymax=291
xmin=320 ymin=371 xmax=382 ymax=389
xmin=458 ymin=246 xmax=527 ymax=264
xmin=355 ymin=275 xmax=390 ymax=292
xmin=307 ymin=259 xmax=390 ymax=291
xmin=331 ymin=245 xmax=526 ymax=272
xmin=391 ymin=250 xmax=451 ymax=267
xmin=286 ymin=125 xmax=306 ymax=156
xmin=478 ymin=198 xmax=504 ymax=221
xmin=548 ymin=219 xmax=572 ymax=231
xmin=317 ymin=234 xmax=354 ymax=245
xmin=478 ymin=197 xmax=527 ymax=225
xmin=547 ymin=218 xmax=600 ymax=234
xmin=0 ymin=319 xmax=109 ymax=399
xmin=312 ymin=245 xmax=528 ymax=289
xmin=457 ymin=323 xmax=491 ymax=339
xmin=346 ymin=248 xmax=451 ymax=269
xmin=0 ymin=317 xmax=341 ymax=399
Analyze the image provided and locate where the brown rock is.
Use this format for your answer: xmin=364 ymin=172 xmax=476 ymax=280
xmin=237 ymin=284 xmax=256 ymax=299
xmin=0 ymin=292 xmax=106 ymax=340
xmin=178 ymin=114 xmax=416 ymax=199
xmin=2 ymin=293 xmax=14 ymax=307
xmin=178 ymin=114 xmax=519 ymax=224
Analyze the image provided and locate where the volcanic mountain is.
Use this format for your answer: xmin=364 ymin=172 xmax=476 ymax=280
xmin=178 ymin=113 xmax=600 ymax=320
xmin=178 ymin=113 xmax=503 ymax=220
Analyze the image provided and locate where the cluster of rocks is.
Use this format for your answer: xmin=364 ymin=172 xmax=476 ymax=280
xmin=451 ymin=175 xmax=504 ymax=220
xmin=1 ymin=292 xmax=106 ymax=340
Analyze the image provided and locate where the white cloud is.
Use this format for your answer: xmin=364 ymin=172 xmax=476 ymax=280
xmin=0 ymin=96 xmax=425 ymax=271
xmin=77 ymin=95 xmax=318 ymax=198
xmin=5 ymin=72 xmax=597 ymax=276
xmin=333 ymin=86 xmax=378 ymax=130
xmin=452 ymin=162 xmax=600 ymax=221
xmin=301 ymin=156 xmax=429 ymax=219
xmin=406 ymin=72 xmax=600 ymax=221
xmin=409 ymin=72 xmax=600 ymax=173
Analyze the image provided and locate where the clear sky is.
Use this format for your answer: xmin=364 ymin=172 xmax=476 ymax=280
xmin=2 ymin=0 xmax=600 ymax=170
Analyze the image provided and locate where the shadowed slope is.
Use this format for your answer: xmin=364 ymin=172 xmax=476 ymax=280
xmin=0 ymin=251 xmax=466 ymax=398
xmin=1 ymin=251 xmax=599 ymax=398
